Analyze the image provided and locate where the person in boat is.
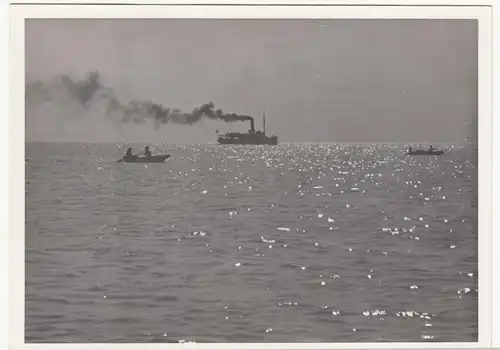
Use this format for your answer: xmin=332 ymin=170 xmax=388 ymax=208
xmin=409 ymin=146 xmax=413 ymax=153
xmin=429 ymin=145 xmax=434 ymax=152
xmin=125 ymin=147 xmax=133 ymax=157
xmin=144 ymin=146 xmax=152 ymax=157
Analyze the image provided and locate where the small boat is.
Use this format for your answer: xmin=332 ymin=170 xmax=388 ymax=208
xmin=407 ymin=149 xmax=444 ymax=156
xmin=118 ymin=154 xmax=171 ymax=163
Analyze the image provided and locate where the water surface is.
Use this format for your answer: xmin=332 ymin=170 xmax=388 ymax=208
xmin=25 ymin=143 xmax=478 ymax=342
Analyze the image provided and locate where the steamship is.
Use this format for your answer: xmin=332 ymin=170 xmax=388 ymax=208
xmin=216 ymin=111 xmax=278 ymax=145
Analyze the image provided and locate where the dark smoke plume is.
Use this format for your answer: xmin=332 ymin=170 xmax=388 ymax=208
xmin=26 ymin=71 xmax=254 ymax=131
xmin=27 ymin=71 xmax=103 ymax=106
xmin=107 ymin=99 xmax=254 ymax=131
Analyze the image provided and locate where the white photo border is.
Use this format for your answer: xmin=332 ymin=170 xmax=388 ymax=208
xmin=2 ymin=2 xmax=10 ymax=350
xmin=7 ymin=1 xmax=496 ymax=350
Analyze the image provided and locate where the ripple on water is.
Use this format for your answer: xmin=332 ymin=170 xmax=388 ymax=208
xmin=25 ymin=143 xmax=478 ymax=342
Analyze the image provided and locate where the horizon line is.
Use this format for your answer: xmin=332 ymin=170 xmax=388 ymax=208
xmin=25 ymin=141 xmax=472 ymax=145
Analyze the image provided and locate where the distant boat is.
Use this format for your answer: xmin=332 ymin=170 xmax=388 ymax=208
xmin=407 ymin=147 xmax=444 ymax=156
xmin=118 ymin=154 xmax=171 ymax=163
xmin=217 ymin=110 xmax=278 ymax=145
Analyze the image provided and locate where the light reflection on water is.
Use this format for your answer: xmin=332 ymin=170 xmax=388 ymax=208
xmin=26 ymin=143 xmax=477 ymax=342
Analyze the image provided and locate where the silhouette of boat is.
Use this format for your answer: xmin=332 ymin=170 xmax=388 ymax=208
xmin=118 ymin=154 xmax=171 ymax=163
xmin=407 ymin=149 xmax=444 ymax=155
xmin=217 ymin=110 xmax=278 ymax=145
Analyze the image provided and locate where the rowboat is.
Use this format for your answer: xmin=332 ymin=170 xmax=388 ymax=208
xmin=118 ymin=154 xmax=171 ymax=163
xmin=407 ymin=149 xmax=444 ymax=155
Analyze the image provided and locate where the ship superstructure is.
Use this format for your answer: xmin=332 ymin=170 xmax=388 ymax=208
xmin=217 ymin=111 xmax=278 ymax=145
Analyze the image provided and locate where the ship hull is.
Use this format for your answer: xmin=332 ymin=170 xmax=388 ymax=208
xmin=217 ymin=137 xmax=278 ymax=145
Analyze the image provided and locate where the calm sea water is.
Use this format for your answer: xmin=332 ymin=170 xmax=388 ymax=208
xmin=25 ymin=143 xmax=478 ymax=343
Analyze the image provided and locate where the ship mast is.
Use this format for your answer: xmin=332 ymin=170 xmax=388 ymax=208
xmin=263 ymin=109 xmax=266 ymax=136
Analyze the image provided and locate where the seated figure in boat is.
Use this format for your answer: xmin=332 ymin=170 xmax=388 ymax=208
xmin=429 ymin=145 xmax=434 ymax=152
xmin=125 ymin=147 xmax=133 ymax=157
xmin=144 ymin=146 xmax=152 ymax=157
xmin=409 ymin=146 xmax=413 ymax=153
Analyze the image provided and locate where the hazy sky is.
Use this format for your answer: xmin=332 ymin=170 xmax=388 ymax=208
xmin=25 ymin=19 xmax=478 ymax=143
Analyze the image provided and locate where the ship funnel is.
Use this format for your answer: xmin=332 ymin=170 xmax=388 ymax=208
xmin=263 ymin=110 xmax=266 ymax=136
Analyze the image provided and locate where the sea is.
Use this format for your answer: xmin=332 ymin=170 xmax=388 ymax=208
xmin=25 ymin=142 xmax=478 ymax=343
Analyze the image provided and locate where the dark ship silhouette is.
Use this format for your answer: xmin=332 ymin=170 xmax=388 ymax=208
xmin=217 ymin=111 xmax=278 ymax=145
